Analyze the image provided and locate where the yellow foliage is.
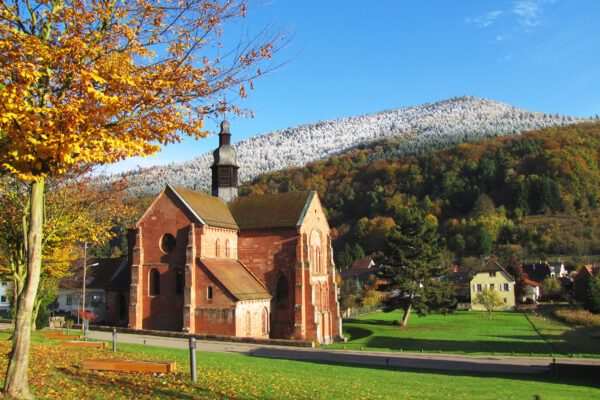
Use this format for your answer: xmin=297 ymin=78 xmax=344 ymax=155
xmin=0 ymin=0 xmax=278 ymax=181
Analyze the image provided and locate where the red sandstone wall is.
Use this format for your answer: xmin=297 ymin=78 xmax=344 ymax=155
xmin=237 ymin=229 xmax=297 ymax=338
xmin=135 ymin=189 xmax=194 ymax=331
xmin=194 ymin=265 xmax=237 ymax=335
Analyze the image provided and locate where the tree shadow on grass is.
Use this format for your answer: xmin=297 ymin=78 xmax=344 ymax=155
xmin=344 ymin=326 xmax=372 ymax=341
xmin=363 ymin=336 xmax=555 ymax=354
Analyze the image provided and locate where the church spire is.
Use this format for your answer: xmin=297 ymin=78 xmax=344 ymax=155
xmin=211 ymin=119 xmax=239 ymax=204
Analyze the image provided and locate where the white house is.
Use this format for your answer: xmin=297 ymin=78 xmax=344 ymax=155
xmin=0 ymin=281 xmax=11 ymax=318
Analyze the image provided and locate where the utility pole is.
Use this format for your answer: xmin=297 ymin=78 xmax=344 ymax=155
xmin=82 ymin=242 xmax=87 ymax=334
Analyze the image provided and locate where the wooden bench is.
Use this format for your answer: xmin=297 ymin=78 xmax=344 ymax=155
xmin=82 ymin=359 xmax=176 ymax=373
xmin=59 ymin=341 xmax=107 ymax=348
xmin=44 ymin=334 xmax=82 ymax=340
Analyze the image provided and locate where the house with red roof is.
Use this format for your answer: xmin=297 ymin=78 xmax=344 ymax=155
xmin=122 ymin=121 xmax=343 ymax=343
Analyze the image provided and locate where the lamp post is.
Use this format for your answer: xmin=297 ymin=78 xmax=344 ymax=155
xmin=81 ymin=242 xmax=99 ymax=333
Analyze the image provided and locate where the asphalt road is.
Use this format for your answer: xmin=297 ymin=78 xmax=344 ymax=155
xmin=83 ymin=329 xmax=600 ymax=375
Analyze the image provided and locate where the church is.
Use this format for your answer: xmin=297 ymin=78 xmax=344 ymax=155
xmin=126 ymin=121 xmax=343 ymax=343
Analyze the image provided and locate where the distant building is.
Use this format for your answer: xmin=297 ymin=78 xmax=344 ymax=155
xmin=339 ymin=259 xmax=378 ymax=284
xmin=548 ymin=261 xmax=568 ymax=278
xmin=522 ymin=278 xmax=541 ymax=303
xmin=470 ymin=258 xmax=515 ymax=311
xmin=573 ymin=265 xmax=598 ymax=301
xmin=54 ymin=257 xmax=127 ymax=322
xmin=522 ymin=262 xmax=553 ymax=284
xmin=0 ymin=281 xmax=11 ymax=318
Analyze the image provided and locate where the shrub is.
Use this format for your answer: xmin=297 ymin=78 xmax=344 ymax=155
xmin=554 ymin=308 xmax=600 ymax=327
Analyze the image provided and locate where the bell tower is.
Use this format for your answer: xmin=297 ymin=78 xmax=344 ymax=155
xmin=211 ymin=120 xmax=239 ymax=204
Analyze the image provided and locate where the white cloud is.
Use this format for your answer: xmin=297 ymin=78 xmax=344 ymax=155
xmin=466 ymin=10 xmax=503 ymax=28
xmin=513 ymin=0 xmax=556 ymax=28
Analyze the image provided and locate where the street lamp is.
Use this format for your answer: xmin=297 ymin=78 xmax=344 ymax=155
xmin=81 ymin=242 xmax=99 ymax=333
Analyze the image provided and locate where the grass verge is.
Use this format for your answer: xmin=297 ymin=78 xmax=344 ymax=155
xmin=0 ymin=331 xmax=598 ymax=399
xmin=328 ymin=310 xmax=600 ymax=357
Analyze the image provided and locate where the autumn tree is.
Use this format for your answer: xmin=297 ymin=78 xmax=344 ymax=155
xmin=378 ymin=206 xmax=455 ymax=328
xmin=0 ymin=1 xmax=281 ymax=397
xmin=473 ymin=288 xmax=505 ymax=320
xmin=0 ymin=174 xmax=133 ymax=330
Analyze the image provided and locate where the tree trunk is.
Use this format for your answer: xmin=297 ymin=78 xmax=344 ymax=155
xmin=3 ymin=179 xmax=44 ymax=400
xmin=401 ymin=299 xmax=413 ymax=328
xmin=31 ymin=298 xmax=42 ymax=332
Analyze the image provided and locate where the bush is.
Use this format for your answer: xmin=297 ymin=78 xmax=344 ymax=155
xmin=554 ymin=308 xmax=600 ymax=327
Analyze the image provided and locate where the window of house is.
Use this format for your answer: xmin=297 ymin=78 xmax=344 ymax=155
xmin=489 ymin=272 xmax=496 ymax=277
xmin=161 ymin=233 xmax=176 ymax=253
xmin=476 ymin=284 xmax=482 ymax=292
xmin=503 ymin=283 xmax=510 ymax=291
xmin=176 ymin=270 xmax=184 ymax=294
xmin=207 ymin=286 xmax=213 ymax=300
xmin=215 ymin=239 xmax=220 ymax=258
xmin=489 ymin=283 xmax=495 ymax=290
xmin=225 ymin=239 xmax=230 ymax=258
xmin=66 ymin=295 xmax=72 ymax=305
xmin=1 ymin=296 xmax=6 ymax=303
xmin=150 ymin=269 xmax=160 ymax=296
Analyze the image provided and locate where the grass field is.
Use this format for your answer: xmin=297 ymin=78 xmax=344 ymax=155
xmin=327 ymin=310 xmax=600 ymax=357
xmin=0 ymin=331 xmax=599 ymax=399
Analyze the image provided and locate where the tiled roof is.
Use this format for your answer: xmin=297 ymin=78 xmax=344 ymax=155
xmin=229 ymin=191 xmax=315 ymax=230
xmin=522 ymin=263 xmax=552 ymax=283
xmin=351 ymin=259 xmax=374 ymax=269
xmin=523 ymin=278 xmax=541 ymax=287
xmin=478 ymin=258 xmax=513 ymax=278
xmin=169 ymin=185 xmax=238 ymax=230
xmin=199 ymin=259 xmax=271 ymax=301
xmin=60 ymin=258 xmax=127 ymax=290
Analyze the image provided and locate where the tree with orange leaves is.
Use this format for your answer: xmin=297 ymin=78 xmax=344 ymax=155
xmin=0 ymin=0 xmax=281 ymax=396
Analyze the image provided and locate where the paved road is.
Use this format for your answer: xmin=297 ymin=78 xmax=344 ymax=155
xmin=83 ymin=329 xmax=600 ymax=375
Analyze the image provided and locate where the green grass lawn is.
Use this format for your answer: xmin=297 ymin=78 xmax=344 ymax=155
xmin=327 ymin=310 xmax=600 ymax=357
xmin=1 ymin=331 xmax=598 ymax=399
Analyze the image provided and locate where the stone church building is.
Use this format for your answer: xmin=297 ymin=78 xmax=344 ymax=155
xmin=126 ymin=121 xmax=343 ymax=343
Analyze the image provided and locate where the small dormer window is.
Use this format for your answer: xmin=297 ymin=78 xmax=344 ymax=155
xmin=489 ymin=272 xmax=496 ymax=277
xmin=161 ymin=234 xmax=176 ymax=253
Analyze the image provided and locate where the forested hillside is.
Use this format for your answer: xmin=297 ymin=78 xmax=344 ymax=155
xmin=239 ymin=123 xmax=600 ymax=266
xmin=99 ymin=96 xmax=579 ymax=195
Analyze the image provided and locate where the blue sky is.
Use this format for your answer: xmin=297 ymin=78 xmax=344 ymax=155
xmin=103 ymin=0 xmax=600 ymax=174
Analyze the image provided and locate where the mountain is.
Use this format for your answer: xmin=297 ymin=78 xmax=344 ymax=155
xmin=102 ymin=96 xmax=580 ymax=195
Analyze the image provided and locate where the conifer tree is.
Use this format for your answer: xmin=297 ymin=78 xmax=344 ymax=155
xmin=378 ymin=206 xmax=455 ymax=327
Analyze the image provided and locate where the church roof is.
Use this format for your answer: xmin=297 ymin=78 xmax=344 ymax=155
xmin=199 ymin=259 xmax=271 ymax=300
xmin=229 ymin=191 xmax=316 ymax=230
xmin=169 ymin=185 xmax=239 ymax=230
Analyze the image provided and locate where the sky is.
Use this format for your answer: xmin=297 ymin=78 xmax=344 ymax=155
xmin=102 ymin=0 xmax=600 ymax=174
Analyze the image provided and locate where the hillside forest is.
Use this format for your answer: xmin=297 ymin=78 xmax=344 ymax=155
xmin=237 ymin=122 xmax=600 ymax=269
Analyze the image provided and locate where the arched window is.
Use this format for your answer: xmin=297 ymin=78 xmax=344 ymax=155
xmin=276 ymin=275 xmax=289 ymax=309
xmin=225 ymin=239 xmax=230 ymax=258
xmin=215 ymin=239 xmax=220 ymax=258
xmin=207 ymin=286 xmax=213 ymax=300
xmin=246 ymin=311 xmax=251 ymax=336
xmin=322 ymin=283 xmax=328 ymax=312
xmin=149 ymin=269 xmax=160 ymax=296
xmin=175 ymin=269 xmax=184 ymax=294
xmin=262 ymin=308 xmax=269 ymax=335
xmin=310 ymin=230 xmax=322 ymax=274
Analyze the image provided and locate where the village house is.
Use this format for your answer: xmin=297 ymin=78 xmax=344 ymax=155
xmin=53 ymin=257 xmax=127 ymax=323
xmin=470 ymin=258 xmax=516 ymax=311
xmin=124 ymin=121 xmax=343 ymax=343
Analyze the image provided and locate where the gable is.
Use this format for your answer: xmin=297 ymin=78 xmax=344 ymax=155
xmin=136 ymin=185 xmax=238 ymax=230
xmin=229 ymin=191 xmax=315 ymax=230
